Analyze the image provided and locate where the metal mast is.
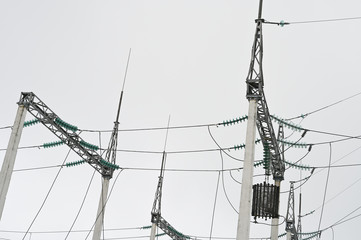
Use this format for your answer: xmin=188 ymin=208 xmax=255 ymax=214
xmin=286 ymin=182 xmax=298 ymax=240
xmin=150 ymin=118 xmax=189 ymax=240
xmin=297 ymin=193 xmax=302 ymax=240
xmin=271 ymin=124 xmax=285 ymax=240
xmin=92 ymin=49 xmax=132 ymax=240
xmin=237 ymin=0 xmax=285 ymax=239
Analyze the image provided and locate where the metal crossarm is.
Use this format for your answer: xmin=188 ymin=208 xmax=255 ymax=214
xmin=245 ymin=15 xmax=285 ymax=181
xmin=18 ymin=92 xmax=115 ymax=177
xmin=151 ymin=214 xmax=190 ymax=240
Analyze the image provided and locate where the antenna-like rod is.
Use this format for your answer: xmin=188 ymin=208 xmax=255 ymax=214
xmin=163 ymin=115 xmax=171 ymax=152
xmin=257 ymin=0 xmax=263 ymax=19
xmin=104 ymin=48 xmax=132 ymax=172
xmin=115 ymin=48 xmax=132 ymax=123
xmin=93 ymin=49 xmax=132 ymax=240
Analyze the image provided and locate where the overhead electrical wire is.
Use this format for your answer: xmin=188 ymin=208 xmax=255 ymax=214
xmin=219 ymin=150 xmax=239 ymax=214
xmin=0 ymin=226 xmax=150 ymax=235
xmin=208 ymin=126 xmax=244 ymax=162
xmin=317 ymin=143 xmax=332 ymax=236
xmin=229 ymin=169 xmax=241 ymax=185
xmin=209 ymin=172 xmax=220 ymax=240
xmin=21 ymin=148 xmax=72 ymax=240
xmin=64 ymin=170 xmax=96 ymax=239
xmin=289 ymin=16 xmax=361 ymax=25
xmin=12 ymin=164 xmax=243 ymax=173
xmin=285 ymin=91 xmax=361 ymax=120
xmin=84 ymin=169 xmax=124 ymax=240
xmin=5 ymin=123 xmax=361 ymax=158
xmin=313 ymin=176 xmax=361 ymax=213
xmin=313 ymin=143 xmax=361 ymax=177
xmin=308 ymin=203 xmax=361 ymax=237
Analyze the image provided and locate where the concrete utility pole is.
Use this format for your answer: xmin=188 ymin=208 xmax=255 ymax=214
xmin=236 ymin=0 xmax=285 ymax=239
xmin=92 ymin=49 xmax=131 ymax=240
xmin=92 ymin=177 xmax=111 ymax=240
xmin=236 ymin=1 xmax=263 ymax=239
xmin=0 ymin=105 xmax=27 ymax=220
xmin=236 ymin=100 xmax=257 ymax=240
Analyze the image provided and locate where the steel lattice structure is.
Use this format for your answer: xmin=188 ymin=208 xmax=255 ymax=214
xmin=18 ymin=92 xmax=116 ymax=178
xmin=245 ymin=10 xmax=285 ymax=181
xmin=286 ymin=182 xmax=298 ymax=240
xmin=150 ymin=152 xmax=189 ymax=240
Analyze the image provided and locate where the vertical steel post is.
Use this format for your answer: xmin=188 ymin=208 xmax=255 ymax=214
xmin=92 ymin=177 xmax=110 ymax=240
xmin=236 ymin=99 xmax=257 ymax=240
xmin=0 ymin=105 xmax=27 ymax=220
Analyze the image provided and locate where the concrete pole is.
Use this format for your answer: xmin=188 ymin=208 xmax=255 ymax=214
xmin=0 ymin=105 xmax=27 ymax=220
xmin=286 ymin=232 xmax=292 ymax=240
xmin=236 ymin=99 xmax=257 ymax=240
xmin=150 ymin=223 xmax=157 ymax=240
xmin=270 ymin=180 xmax=281 ymax=240
xmin=92 ymin=177 xmax=110 ymax=240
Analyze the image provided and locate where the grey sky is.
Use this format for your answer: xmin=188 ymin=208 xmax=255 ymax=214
xmin=1 ymin=0 xmax=361 ymax=239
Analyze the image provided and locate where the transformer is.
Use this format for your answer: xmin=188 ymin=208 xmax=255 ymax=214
xmin=252 ymin=182 xmax=280 ymax=221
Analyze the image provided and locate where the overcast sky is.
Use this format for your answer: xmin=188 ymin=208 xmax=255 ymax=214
xmin=1 ymin=0 xmax=361 ymax=239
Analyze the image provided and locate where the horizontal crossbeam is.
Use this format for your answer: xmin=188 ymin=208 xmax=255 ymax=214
xmin=18 ymin=92 xmax=115 ymax=178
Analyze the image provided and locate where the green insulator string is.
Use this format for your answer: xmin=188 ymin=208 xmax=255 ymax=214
xmin=302 ymin=232 xmax=320 ymax=240
xmin=43 ymin=140 xmax=65 ymax=148
xmin=233 ymin=139 xmax=261 ymax=150
xmin=155 ymin=233 xmax=166 ymax=237
xmin=254 ymin=160 xmax=264 ymax=167
xmin=55 ymin=118 xmax=78 ymax=132
xmin=141 ymin=226 xmax=152 ymax=230
xmin=278 ymin=139 xmax=309 ymax=148
xmin=263 ymin=143 xmax=271 ymax=175
xmin=271 ymin=115 xmax=303 ymax=132
xmin=278 ymin=232 xmax=287 ymax=238
xmin=255 ymin=159 xmax=311 ymax=171
xmin=221 ymin=115 xmax=248 ymax=126
xmin=79 ymin=140 xmax=99 ymax=151
xmin=24 ymin=119 xmax=40 ymax=127
xmin=284 ymin=160 xmax=312 ymax=171
xmin=99 ymin=159 xmax=120 ymax=170
xmin=65 ymin=160 xmax=86 ymax=167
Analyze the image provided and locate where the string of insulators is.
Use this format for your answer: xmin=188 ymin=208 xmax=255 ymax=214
xmin=99 ymin=159 xmax=120 ymax=170
xmin=221 ymin=115 xmax=248 ymax=126
xmin=43 ymin=140 xmax=65 ymax=148
xmin=302 ymin=232 xmax=320 ymax=240
xmin=278 ymin=232 xmax=287 ymax=238
xmin=80 ymin=140 xmax=99 ymax=151
xmin=141 ymin=226 xmax=152 ymax=229
xmin=284 ymin=160 xmax=312 ymax=171
xmin=302 ymin=210 xmax=315 ymax=217
xmin=155 ymin=233 xmax=166 ymax=237
xmin=233 ymin=139 xmax=261 ymax=150
xmin=300 ymin=231 xmax=321 ymax=236
xmin=167 ymin=225 xmax=190 ymax=239
xmin=271 ymin=115 xmax=303 ymax=132
xmin=278 ymin=139 xmax=309 ymax=148
xmin=55 ymin=118 xmax=78 ymax=132
xmin=263 ymin=143 xmax=271 ymax=175
xmin=23 ymin=119 xmax=40 ymax=127
xmin=65 ymin=160 xmax=86 ymax=167
xmin=254 ymin=160 xmax=265 ymax=167
xmin=255 ymin=159 xmax=312 ymax=171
